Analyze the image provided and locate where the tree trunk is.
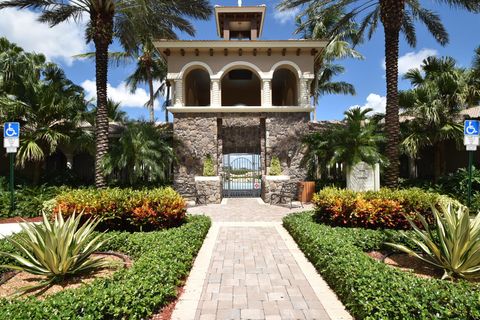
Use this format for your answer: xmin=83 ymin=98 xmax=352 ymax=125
xmin=165 ymin=81 xmax=171 ymax=123
xmin=380 ymin=0 xmax=405 ymax=188
xmin=433 ymin=142 xmax=446 ymax=181
xmin=32 ymin=161 xmax=42 ymax=186
xmin=145 ymin=58 xmax=155 ymax=123
xmin=93 ymin=16 xmax=113 ymax=189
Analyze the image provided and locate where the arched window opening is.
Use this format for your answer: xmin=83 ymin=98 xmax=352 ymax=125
xmin=184 ymin=68 xmax=211 ymax=106
xmin=221 ymin=69 xmax=261 ymax=106
xmin=272 ymin=68 xmax=298 ymax=106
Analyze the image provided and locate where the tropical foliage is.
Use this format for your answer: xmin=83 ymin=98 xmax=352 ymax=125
xmin=388 ymin=201 xmax=480 ymax=280
xmin=202 ymin=154 xmax=215 ymax=176
xmin=400 ymin=55 xmax=480 ymax=180
xmin=269 ymin=156 xmax=282 ymax=176
xmin=0 ymin=213 xmax=110 ymax=292
xmin=0 ymin=0 xmax=213 ymax=188
xmin=53 ymin=187 xmax=186 ymax=230
xmin=279 ymin=0 xmax=480 ymax=187
xmin=0 ymin=38 xmax=90 ymax=185
xmin=103 ymin=122 xmax=174 ymax=187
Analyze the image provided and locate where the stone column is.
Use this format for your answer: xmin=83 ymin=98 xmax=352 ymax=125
xmin=299 ymin=78 xmax=311 ymax=108
xmin=211 ymin=79 xmax=221 ymax=107
xmin=262 ymin=79 xmax=272 ymax=107
xmin=174 ymin=79 xmax=183 ymax=107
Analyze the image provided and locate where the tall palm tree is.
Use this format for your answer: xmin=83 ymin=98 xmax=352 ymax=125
xmin=125 ymin=39 xmax=167 ymax=123
xmin=279 ymin=0 xmax=480 ymax=187
xmin=0 ymin=0 xmax=212 ymax=188
xmin=295 ymin=8 xmax=362 ymax=120
xmin=400 ymin=56 xmax=479 ymax=180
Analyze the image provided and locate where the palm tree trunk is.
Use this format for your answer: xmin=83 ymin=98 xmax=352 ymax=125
xmin=32 ymin=161 xmax=42 ymax=186
xmin=433 ymin=142 xmax=446 ymax=181
xmin=93 ymin=17 xmax=113 ymax=189
xmin=145 ymin=59 xmax=155 ymax=123
xmin=380 ymin=0 xmax=405 ymax=188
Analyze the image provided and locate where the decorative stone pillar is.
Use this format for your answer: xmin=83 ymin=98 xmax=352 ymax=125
xmin=211 ymin=79 xmax=221 ymax=107
xmin=262 ymin=79 xmax=272 ymax=107
xmin=300 ymin=78 xmax=311 ymax=108
xmin=174 ymin=79 xmax=183 ymax=107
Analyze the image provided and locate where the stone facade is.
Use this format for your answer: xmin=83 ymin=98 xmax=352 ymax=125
xmin=195 ymin=176 xmax=222 ymax=204
xmin=262 ymin=175 xmax=291 ymax=204
xmin=173 ymin=112 xmax=309 ymax=201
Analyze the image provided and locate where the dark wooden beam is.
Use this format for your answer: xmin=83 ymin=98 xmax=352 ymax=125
xmin=239 ymin=48 xmax=243 ymax=56
xmin=224 ymin=48 xmax=228 ymax=56
xmin=282 ymin=48 xmax=287 ymax=56
xmin=195 ymin=49 xmax=199 ymax=56
xmin=267 ymin=48 xmax=272 ymax=56
xmin=210 ymin=48 xmax=214 ymax=56
xmin=253 ymin=48 xmax=257 ymax=56
xmin=180 ymin=49 xmax=185 ymax=56
xmin=311 ymin=49 xmax=318 ymax=56
xmin=296 ymin=48 xmax=301 ymax=56
xmin=163 ymin=49 xmax=171 ymax=56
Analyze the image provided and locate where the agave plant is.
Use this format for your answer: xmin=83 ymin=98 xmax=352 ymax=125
xmin=387 ymin=202 xmax=480 ymax=280
xmin=0 ymin=212 xmax=110 ymax=291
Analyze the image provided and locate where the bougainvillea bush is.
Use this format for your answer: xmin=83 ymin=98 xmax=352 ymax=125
xmin=52 ymin=187 xmax=186 ymax=231
xmin=313 ymin=187 xmax=458 ymax=230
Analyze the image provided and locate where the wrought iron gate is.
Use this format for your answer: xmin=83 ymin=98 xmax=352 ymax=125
xmin=223 ymin=153 xmax=262 ymax=198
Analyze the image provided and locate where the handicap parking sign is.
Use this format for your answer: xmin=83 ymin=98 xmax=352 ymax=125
xmin=3 ymin=122 xmax=20 ymax=138
xmin=464 ymin=120 xmax=480 ymax=136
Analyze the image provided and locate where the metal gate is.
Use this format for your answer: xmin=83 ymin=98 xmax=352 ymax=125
xmin=223 ymin=153 xmax=262 ymax=198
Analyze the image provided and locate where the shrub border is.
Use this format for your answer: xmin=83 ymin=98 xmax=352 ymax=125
xmin=0 ymin=215 xmax=211 ymax=320
xmin=283 ymin=212 xmax=480 ymax=319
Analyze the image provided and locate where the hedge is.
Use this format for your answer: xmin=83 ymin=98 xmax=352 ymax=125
xmin=52 ymin=187 xmax=186 ymax=231
xmin=312 ymin=187 xmax=457 ymax=230
xmin=0 ymin=215 xmax=210 ymax=319
xmin=0 ymin=186 xmax=66 ymax=219
xmin=283 ymin=212 xmax=480 ymax=319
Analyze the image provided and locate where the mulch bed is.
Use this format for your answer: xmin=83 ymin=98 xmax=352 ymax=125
xmin=0 ymin=217 xmax=42 ymax=224
xmin=367 ymin=251 xmax=443 ymax=279
xmin=150 ymin=286 xmax=185 ymax=320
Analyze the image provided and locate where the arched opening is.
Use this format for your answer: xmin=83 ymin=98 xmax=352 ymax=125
xmin=272 ymin=68 xmax=298 ymax=106
xmin=184 ymin=68 xmax=211 ymax=106
xmin=221 ymin=69 xmax=261 ymax=106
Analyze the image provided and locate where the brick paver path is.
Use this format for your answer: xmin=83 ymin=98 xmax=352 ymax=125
xmin=172 ymin=199 xmax=351 ymax=320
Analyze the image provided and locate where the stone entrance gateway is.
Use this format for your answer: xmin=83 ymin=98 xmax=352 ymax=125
xmin=154 ymin=2 xmax=327 ymax=203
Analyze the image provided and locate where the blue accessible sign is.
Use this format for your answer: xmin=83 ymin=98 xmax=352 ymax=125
xmin=464 ymin=120 xmax=480 ymax=136
xmin=3 ymin=122 xmax=20 ymax=153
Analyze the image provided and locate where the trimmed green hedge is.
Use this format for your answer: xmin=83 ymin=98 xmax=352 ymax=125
xmin=0 ymin=215 xmax=210 ymax=319
xmin=0 ymin=186 xmax=66 ymax=218
xmin=283 ymin=212 xmax=480 ymax=319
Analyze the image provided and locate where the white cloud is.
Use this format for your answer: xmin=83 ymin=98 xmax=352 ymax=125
xmin=350 ymin=93 xmax=386 ymax=114
xmin=0 ymin=8 xmax=88 ymax=65
xmin=273 ymin=8 xmax=300 ymax=24
xmin=81 ymin=80 xmax=160 ymax=109
xmin=382 ymin=48 xmax=438 ymax=75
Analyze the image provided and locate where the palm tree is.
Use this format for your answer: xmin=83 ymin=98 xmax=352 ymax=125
xmin=125 ymin=39 xmax=167 ymax=123
xmin=330 ymin=107 xmax=386 ymax=168
xmin=295 ymin=8 xmax=361 ymax=120
xmin=400 ymin=56 xmax=479 ymax=180
xmin=103 ymin=121 xmax=174 ymax=186
xmin=0 ymin=57 xmax=88 ymax=184
xmin=0 ymin=0 xmax=212 ymax=188
xmin=279 ymin=0 xmax=480 ymax=187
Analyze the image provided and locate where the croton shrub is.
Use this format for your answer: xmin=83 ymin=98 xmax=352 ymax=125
xmin=313 ymin=187 xmax=457 ymax=230
xmin=52 ymin=187 xmax=186 ymax=230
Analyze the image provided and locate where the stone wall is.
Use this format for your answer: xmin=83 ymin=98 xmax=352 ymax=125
xmin=173 ymin=113 xmax=219 ymax=194
xmin=195 ymin=176 xmax=222 ymax=204
xmin=263 ymin=175 xmax=291 ymax=204
xmin=266 ymin=113 xmax=309 ymax=183
xmin=173 ymin=112 xmax=310 ymax=199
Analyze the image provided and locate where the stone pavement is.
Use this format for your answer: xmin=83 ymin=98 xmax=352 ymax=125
xmin=172 ymin=198 xmax=352 ymax=320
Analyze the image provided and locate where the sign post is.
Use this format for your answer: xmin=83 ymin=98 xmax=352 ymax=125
xmin=464 ymin=120 xmax=479 ymax=208
xmin=3 ymin=122 xmax=20 ymax=212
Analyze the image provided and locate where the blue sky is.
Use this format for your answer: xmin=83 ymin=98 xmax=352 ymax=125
xmin=0 ymin=0 xmax=478 ymax=121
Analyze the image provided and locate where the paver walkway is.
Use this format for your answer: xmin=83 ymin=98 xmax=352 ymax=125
xmin=172 ymin=199 xmax=351 ymax=320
